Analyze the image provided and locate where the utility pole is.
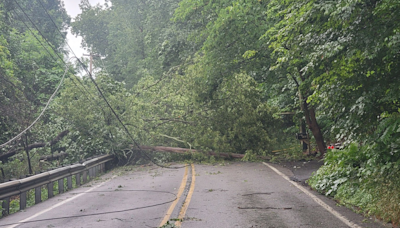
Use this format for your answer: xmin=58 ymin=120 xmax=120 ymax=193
xmin=83 ymin=53 xmax=100 ymax=76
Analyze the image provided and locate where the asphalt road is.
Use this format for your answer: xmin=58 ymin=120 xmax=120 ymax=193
xmin=0 ymin=162 xmax=389 ymax=228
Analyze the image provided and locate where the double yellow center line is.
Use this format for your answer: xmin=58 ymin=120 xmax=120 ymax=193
xmin=159 ymin=164 xmax=196 ymax=227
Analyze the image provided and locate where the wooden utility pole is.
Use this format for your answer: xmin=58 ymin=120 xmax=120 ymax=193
xmin=83 ymin=53 xmax=100 ymax=76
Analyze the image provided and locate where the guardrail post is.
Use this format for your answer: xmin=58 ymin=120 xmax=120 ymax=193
xmin=35 ymin=187 xmax=41 ymax=204
xmin=89 ymin=168 xmax=93 ymax=179
xmin=76 ymin=173 xmax=81 ymax=186
xmin=67 ymin=176 xmax=72 ymax=190
xmin=105 ymin=160 xmax=112 ymax=171
xmin=0 ymin=155 xmax=114 ymax=217
xmin=2 ymin=197 xmax=10 ymax=216
xmin=58 ymin=179 xmax=64 ymax=194
xmin=20 ymin=191 xmax=27 ymax=210
xmin=82 ymin=171 xmax=87 ymax=183
xmin=47 ymin=182 xmax=54 ymax=198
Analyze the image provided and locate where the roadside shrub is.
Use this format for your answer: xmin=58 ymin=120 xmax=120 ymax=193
xmin=308 ymin=140 xmax=400 ymax=225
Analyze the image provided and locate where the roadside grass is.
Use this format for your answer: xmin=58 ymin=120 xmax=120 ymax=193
xmin=308 ymin=143 xmax=400 ymax=226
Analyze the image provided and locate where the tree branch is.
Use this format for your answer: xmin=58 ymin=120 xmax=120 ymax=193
xmin=0 ymin=130 xmax=70 ymax=162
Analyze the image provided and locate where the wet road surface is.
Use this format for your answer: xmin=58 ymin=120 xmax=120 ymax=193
xmin=0 ymin=162 xmax=388 ymax=228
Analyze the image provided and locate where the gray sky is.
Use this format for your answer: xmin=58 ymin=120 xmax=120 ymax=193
xmin=62 ymin=0 xmax=107 ymax=59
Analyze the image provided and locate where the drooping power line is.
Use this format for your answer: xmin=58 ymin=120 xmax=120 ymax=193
xmin=0 ymin=59 xmax=71 ymax=149
xmin=9 ymin=0 xmax=187 ymax=169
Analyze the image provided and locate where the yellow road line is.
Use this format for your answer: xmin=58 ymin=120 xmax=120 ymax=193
xmin=159 ymin=165 xmax=189 ymax=227
xmin=175 ymin=164 xmax=196 ymax=227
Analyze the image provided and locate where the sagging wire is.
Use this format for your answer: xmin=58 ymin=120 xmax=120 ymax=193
xmin=74 ymin=57 xmax=188 ymax=169
xmin=4 ymin=0 xmax=118 ymax=155
xmin=10 ymin=0 xmax=189 ymax=169
xmin=0 ymin=59 xmax=71 ymax=149
xmin=0 ymin=189 xmax=177 ymax=227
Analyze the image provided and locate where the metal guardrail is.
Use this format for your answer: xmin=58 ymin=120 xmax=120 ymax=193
xmin=0 ymin=154 xmax=114 ymax=217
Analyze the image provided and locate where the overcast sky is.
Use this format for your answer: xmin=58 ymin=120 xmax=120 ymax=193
xmin=62 ymin=0 xmax=107 ymax=59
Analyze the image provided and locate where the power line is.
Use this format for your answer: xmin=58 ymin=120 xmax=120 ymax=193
xmin=76 ymin=58 xmax=186 ymax=169
xmin=13 ymin=0 xmax=65 ymax=63
xmin=39 ymin=2 xmax=185 ymax=168
xmin=0 ymin=60 xmax=70 ymax=149
xmin=0 ymin=189 xmax=177 ymax=227
xmin=0 ymin=2 xmax=113 ymax=153
xmin=12 ymin=3 xmax=89 ymax=99
xmin=34 ymin=0 xmax=108 ymax=107
xmin=14 ymin=0 xmax=107 ymax=114
xmin=16 ymin=0 xmax=186 ymax=169
xmin=15 ymin=0 xmax=120 ymax=155
xmin=11 ymin=9 xmax=59 ymax=64
xmin=37 ymin=0 xmax=80 ymax=59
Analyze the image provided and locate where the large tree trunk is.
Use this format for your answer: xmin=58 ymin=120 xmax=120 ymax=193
xmin=295 ymin=70 xmax=326 ymax=155
xmin=137 ymin=146 xmax=271 ymax=160
xmin=303 ymin=101 xmax=326 ymax=155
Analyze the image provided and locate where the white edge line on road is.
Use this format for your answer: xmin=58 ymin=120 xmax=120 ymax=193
xmin=262 ymin=162 xmax=362 ymax=228
xmin=6 ymin=175 xmax=117 ymax=228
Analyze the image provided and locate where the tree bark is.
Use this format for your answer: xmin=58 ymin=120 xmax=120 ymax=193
xmin=295 ymin=68 xmax=326 ymax=155
xmin=300 ymin=119 xmax=308 ymax=151
xmin=303 ymin=101 xmax=326 ymax=155
xmin=138 ymin=146 xmax=271 ymax=160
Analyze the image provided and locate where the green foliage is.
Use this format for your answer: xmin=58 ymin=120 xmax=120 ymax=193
xmin=72 ymin=0 xmax=188 ymax=87
xmin=2 ymin=0 xmax=400 ymax=224
xmin=55 ymin=65 xmax=282 ymax=161
xmin=0 ymin=0 xmax=73 ymax=177
xmin=270 ymin=146 xmax=310 ymax=163
xmin=309 ymin=139 xmax=400 ymax=224
xmin=159 ymin=221 xmax=177 ymax=228
xmin=4 ymin=0 xmax=70 ymax=50
xmin=0 ymin=152 xmax=43 ymax=180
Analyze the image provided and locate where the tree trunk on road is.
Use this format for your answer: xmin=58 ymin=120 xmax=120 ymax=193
xmin=137 ymin=146 xmax=271 ymax=160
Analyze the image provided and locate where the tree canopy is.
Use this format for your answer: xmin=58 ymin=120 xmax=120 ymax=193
xmin=1 ymin=0 xmax=400 ymax=223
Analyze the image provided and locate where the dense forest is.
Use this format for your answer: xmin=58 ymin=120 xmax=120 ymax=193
xmin=0 ymin=0 xmax=399 ymax=224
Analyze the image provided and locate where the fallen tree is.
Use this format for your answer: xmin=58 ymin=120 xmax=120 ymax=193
xmin=0 ymin=130 xmax=70 ymax=162
xmin=137 ymin=146 xmax=271 ymax=160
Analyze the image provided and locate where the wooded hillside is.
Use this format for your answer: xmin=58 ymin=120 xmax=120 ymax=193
xmin=0 ymin=0 xmax=399 ymax=224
